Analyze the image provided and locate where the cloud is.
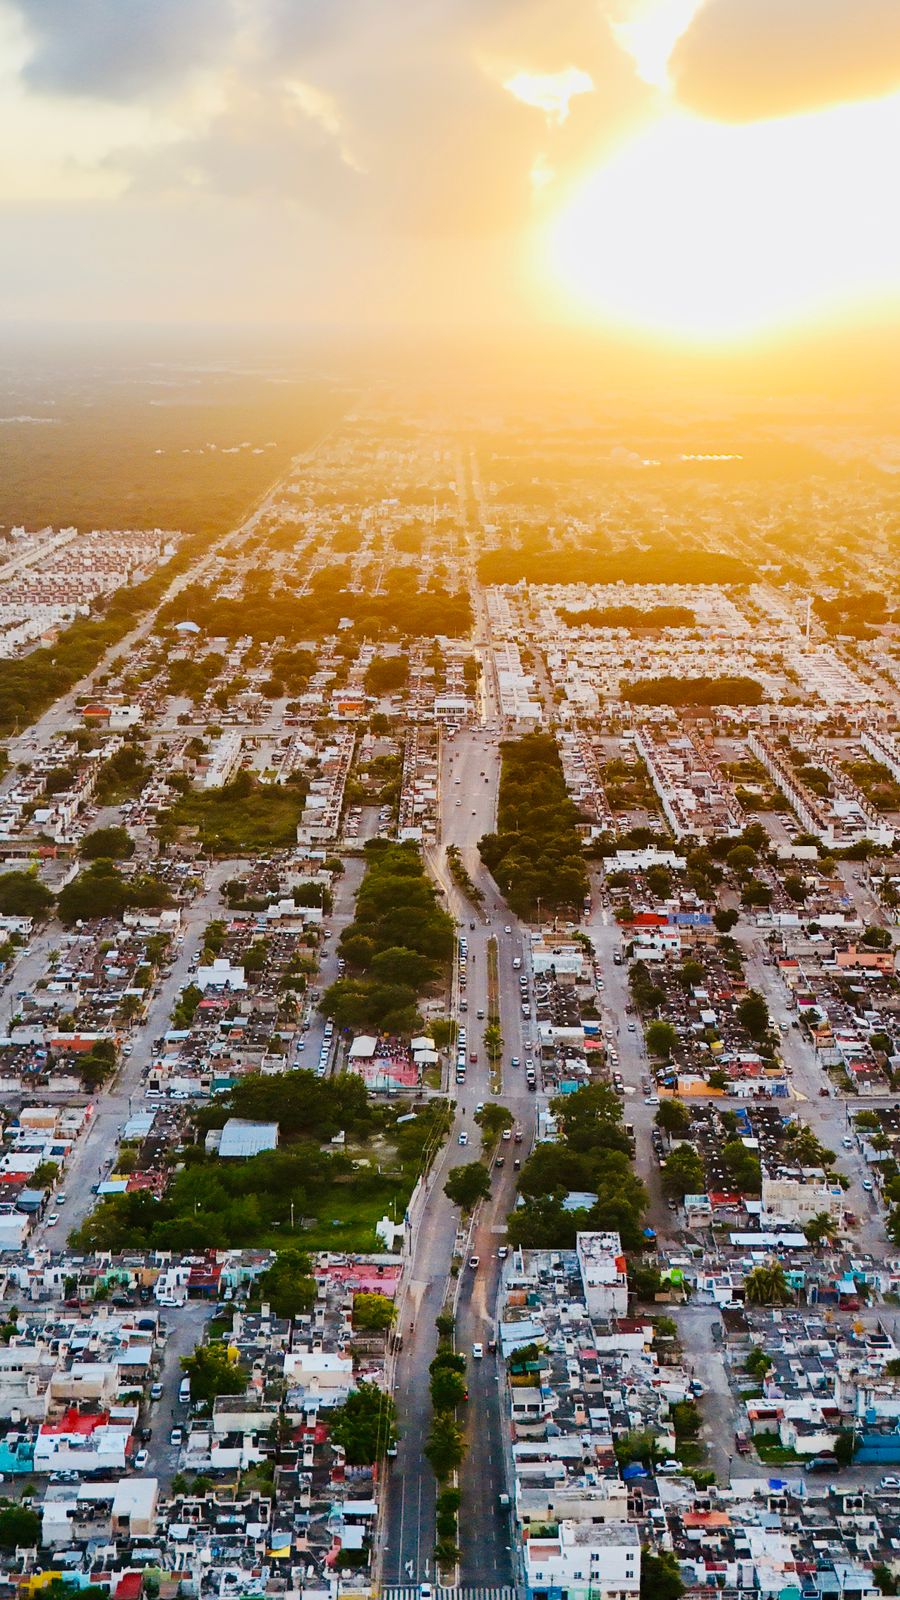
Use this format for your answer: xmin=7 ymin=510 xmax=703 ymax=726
xmin=114 ymin=0 xmax=645 ymax=236
xmin=670 ymin=0 xmax=900 ymax=121
xmin=11 ymin=0 xmax=235 ymax=98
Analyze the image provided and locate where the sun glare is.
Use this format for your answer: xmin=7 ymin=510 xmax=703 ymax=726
xmin=546 ymin=93 xmax=900 ymax=341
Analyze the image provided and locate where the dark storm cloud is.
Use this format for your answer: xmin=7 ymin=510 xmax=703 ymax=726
xmin=14 ymin=0 xmax=235 ymax=98
xmin=671 ymin=0 xmax=900 ymax=121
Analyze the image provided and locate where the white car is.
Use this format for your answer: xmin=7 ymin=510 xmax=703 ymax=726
xmin=879 ymin=1476 xmax=900 ymax=1490
xmin=134 ymin=1448 xmax=149 ymax=1470
xmin=504 ymin=925 xmax=512 ymax=934
xmin=472 ymin=1342 xmax=484 ymax=1359
xmin=46 ymin=1213 xmax=59 ymax=1227
xmin=458 ymin=1130 xmax=468 ymax=1145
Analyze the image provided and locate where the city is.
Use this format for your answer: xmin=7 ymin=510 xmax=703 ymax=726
xmin=2 ymin=2 xmax=900 ymax=1599
xmin=0 ymin=398 xmax=895 ymax=1600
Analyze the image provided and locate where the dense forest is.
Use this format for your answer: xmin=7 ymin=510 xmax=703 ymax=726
xmin=478 ymin=732 xmax=588 ymax=917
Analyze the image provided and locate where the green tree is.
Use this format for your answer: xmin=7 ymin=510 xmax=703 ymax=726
xmin=655 ymin=1100 xmax=691 ymax=1139
xmin=444 ymin=1161 xmax=492 ymax=1212
xmin=352 ymin=1292 xmax=395 ymax=1332
xmin=79 ymin=826 xmax=135 ymax=860
xmin=0 ymin=1501 xmax=41 ymax=1549
xmin=425 ymin=1410 xmax=466 ymax=1479
xmin=640 ymin=1549 xmax=685 ymax=1600
xmin=259 ymin=1249 xmax=317 ymax=1320
xmin=713 ymin=907 xmax=739 ymax=934
xmin=475 ymin=1102 xmax=514 ymax=1145
xmin=0 ymin=870 xmax=54 ymax=917
xmin=745 ymin=1345 xmax=773 ymax=1378
xmin=645 ymin=1020 xmax=678 ymax=1058
xmin=737 ymin=990 xmax=770 ymax=1042
xmin=744 ymin=1262 xmax=792 ymax=1306
xmin=330 ymin=1380 xmax=398 ymax=1464
xmin=180 ymin=1342 xmax=245 ymax=1404
xmin=662 ymin=1145 xmax=705 ymax=1200
xmin=32 ymin=1160 xmax=59 ymax=1189
xmin=430 ymin=1367 xmax=467 ymax=1408
xmin=805 ymin=1212 xmax=840 ymax=1247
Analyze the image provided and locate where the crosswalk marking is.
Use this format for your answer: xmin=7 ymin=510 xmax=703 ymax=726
xmin=382 ymin=1588 xmax=517 ymax=1600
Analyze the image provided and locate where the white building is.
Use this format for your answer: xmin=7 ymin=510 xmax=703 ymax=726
xmin=575 ymin=1232 xmax=628 ymax=1318
xmin=524 ymin=1518 xmax=641 ymax=1600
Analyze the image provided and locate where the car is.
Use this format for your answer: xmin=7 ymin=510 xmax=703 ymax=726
xmin=510 ymin=1056 xmax=520 ymax=1067
xmin=502 ymin=1127 xmax=512 ymax=1141
xmin=170 ymin=1427 xmax=183 ymax=1446
xmin=807 ymin=1454 xmax=839 ymax=1472
xmin=498 ymin=1246 xmax=509 ymax=1258
xmin=880 ymin=1476 xmax=900 ymax=1490
xmin=46 ymin=1213 xmax=59 ymax=1227
xmin=386 ymin=1442 xmax=398 ymax=1458
xmin=150 ymin=1383 xmax=163 ymax=1401
xmin=134 ymin=1449 xmax=149 ymax=1470
xmin=504 ymin=925 xmax=511 ymax=934
xmin=644 ymin=1094 xmax=659 ymax=1106
xmin=667 ymin=1198 xmax=678 ymax=1211
xmin=56 ymin=1192 xmax=67 ymax=1205
xmin=842 ymin=1136 xmax=853 ymax=1148
xmin=689 ymin=1380 xmax=705 ymax=1396
xmin=472 ymin=1342 xmax=484 ymax=1358
xmin=862 ymin=1179 xmax=874 ymax=1191
xmin=469 ymin=1256 xmax=480 ymax=1269
xmin=657 ymin=1459 xmax=681 ymax=1475
xmin=495 ymin=1155 xmax=505 ymax=1167
xmin=627 ymin=1020 xmax=637 ymax=1032
xmin=469 ymin=921 xmax=476 ymax=929
xmin=420 ymin=1586 xmax=433 ymax=1600
xmin=469 ymin=1051 xmax=478 ymax=1063
xmin=458 ymin=1130 xmax=468 ymax=1145
xmin=513 ymin=1158 xmax=521 ymax=1170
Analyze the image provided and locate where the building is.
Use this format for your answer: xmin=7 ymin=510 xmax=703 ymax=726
xmin=575 ymin=1232 xmax=628 ymax=1318
xmin=524 ymin=1518 xmax=641 ymax=1600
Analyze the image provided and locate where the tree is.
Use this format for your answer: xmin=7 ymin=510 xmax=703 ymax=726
xmin=352 ymin=1292 xmax=395 ymax=1332
xmin=726 ymin=844 xmax=757 ymax=873
xmin=645 ymin=1020 xmax=678 ymax=1058
xmin=805 ymin=1212 xmax=840 ymax=1247
xmin=744 ymin=1262 xmax=792 ymax=1306
xmin=640 ymin=1549 xmax=684 ymax=1600
xmin=862 ymin=924 xmax=892 ymax=950
xmin=425 ymin=1410 xmax=466 ymax=1479
xmin=0 ymin=870 xmax=53 ymax=918
xmin=444 ymin=1161 xmax=492 ymax=1212
xmin=259 ymin=1249 xmax=317 ymax=1320
xmin=721 ymin=1139 xmax=762 ymax=1195
xmin=737 ymin=991 xmax=770 ymax=1042
xmin=655 ymin=1100 xmax=691 ymax=1139
xmin=833 ymin=1428 xmax=856 ymax=1467
xmin=662 ymin=1146 xmax=705 ymax=1200
xmin=180 ymin=1341 xmax=245 ymax=1404
xmin=745 ymin=1345 xmax=773 ymax=1379
xmin=430 ymin=1367 xmax=467 ymax=1408
xmin=80 ymin=826 xmax=135 ymax=860
xmin=32 ymin=1160 xmax=59 ymax=1189
xmin=330 ymin=1380 xmax=397 ymax=1464
xmin=475 ymin=1102 xmax=514 ymax=1145
xmin=0 ymin=1502 xmax=40 ymax=1549
xmin=713 ymin=907 xmax=739 ymax=934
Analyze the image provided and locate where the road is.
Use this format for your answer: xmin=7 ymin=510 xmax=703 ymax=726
xmin=144 ymin=1299 xmax=211 ymax=1483
xmin=29 ymin=858 xmax=245 ymax=1245
xmin=383 ymin=723 xmax=534 ymax=1588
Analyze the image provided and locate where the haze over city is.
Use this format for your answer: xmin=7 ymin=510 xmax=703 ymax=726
xmin=0 ymin=6 xmax=899 ymax=1600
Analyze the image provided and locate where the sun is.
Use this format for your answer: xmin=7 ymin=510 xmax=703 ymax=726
xmin=544 ymin=93 xmax=900 ymax=342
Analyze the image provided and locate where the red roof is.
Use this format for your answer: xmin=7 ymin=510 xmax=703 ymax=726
xmin=41 ymin=1407 xmax=109 ymax=1435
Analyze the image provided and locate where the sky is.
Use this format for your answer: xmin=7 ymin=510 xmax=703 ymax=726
xmin=2 ymin=0 xmax=900 ymax=346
